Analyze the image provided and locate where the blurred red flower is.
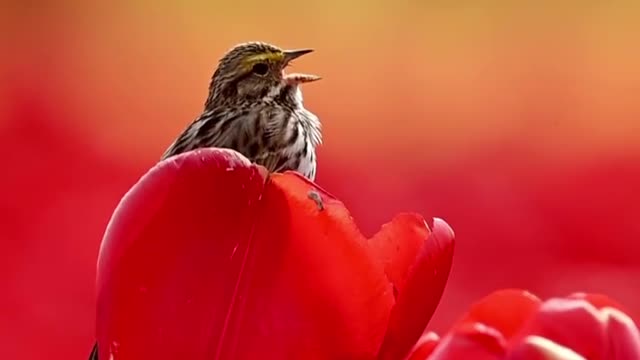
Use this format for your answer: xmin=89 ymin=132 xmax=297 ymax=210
xmin=95 ymin=148 xmax=455 ymax=360
xmin=407 ymin=289 xmax=640 ymax=360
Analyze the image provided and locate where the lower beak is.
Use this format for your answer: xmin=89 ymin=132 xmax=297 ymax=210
xmin=284 ymin=73 xmax=322 ymax=85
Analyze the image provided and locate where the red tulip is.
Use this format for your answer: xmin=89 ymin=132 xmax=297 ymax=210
xmin=95 ymin=148 xmax=455 ymax=360
xmin=407 ymin=289 xmax=640 ymax=360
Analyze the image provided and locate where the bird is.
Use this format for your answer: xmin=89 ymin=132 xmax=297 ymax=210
xmin=162 ymin=41 xmax=322 ymax=180
xmin=88 ymin=41 xmax=322 ymax=360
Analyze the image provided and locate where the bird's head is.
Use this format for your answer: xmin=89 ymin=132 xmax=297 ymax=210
xmin=206 ymin=41 xmax=320 ymax=107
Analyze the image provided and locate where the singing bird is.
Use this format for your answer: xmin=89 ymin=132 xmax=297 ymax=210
xmin=162 ymin=41 xmax=322 ymax=180
xmin=88 ymin=41 xmax=322 ymax=360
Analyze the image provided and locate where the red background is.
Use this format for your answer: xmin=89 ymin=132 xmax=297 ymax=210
xmin=2 ymin=2 xmax=639 ymax=359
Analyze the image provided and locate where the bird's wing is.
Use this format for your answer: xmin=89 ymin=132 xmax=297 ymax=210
xmin=161 ymin=108 xmax=246 ymax=160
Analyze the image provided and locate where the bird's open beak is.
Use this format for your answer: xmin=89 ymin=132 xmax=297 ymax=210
xmin=282 ymin=49 xmax=321 ymax=84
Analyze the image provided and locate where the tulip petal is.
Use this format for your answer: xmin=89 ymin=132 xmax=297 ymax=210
xmin=420 ymin=291 xmax=639 ymax=360
xmin=455 ymin=289 xmax=541 ymax=340
xmin=514 ymin=296 xmax=640 ymax=359
xmin=427 ymin=323 xmax=505 ymax=360
xmin=376 ymin=217 xmax=455 ymax=360
xmin=601 ymin=307 xmax=640 ymax=359
xmin=507 ymin=336 xmax=587 ymax=360
xmin=97 ymin=149 xmax=268 ymax=360
xmin=567 ymin=292 xmax=627 ymax=312
xmin=97 ymin=149 xmax=443 ymax=360
xmin=516 ymin=298 xmax=606 ymax=359
xmin=406 ymin=332 xmax=440 ymax=360
xmin=258 ymin=172 xmax=395 ymax=359
xmin=367 ymin=214 xmax=430 ymax=299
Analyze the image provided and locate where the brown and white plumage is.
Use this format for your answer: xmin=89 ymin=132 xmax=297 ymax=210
xmin=161 ymin=41 xmax=322 ymax=180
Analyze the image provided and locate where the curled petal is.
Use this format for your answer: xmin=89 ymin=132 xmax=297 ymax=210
xmin=265 ymin=172 xmax=395 ymax=358
xmin=455 ymin=289 xmax=541 ymax=341
xmin=406 ymin=332 xmax=441 ymax=360
xmin=515 ymin=298 xmax=606 ymax=359
xmin=601 ymin=307 xmax=640 ymax=359
xmin=422 ymin=291 xmax=639 ymax=360
xmin=427 ymin=323 xmax=506 ymax=360
xmin=376 ymin=217 xmax=455 ymax=360
xmin=567 ymin=293 xmax=628 ymax=313
xmin=507 ymin=336 xmax=586 ymax=360
xmin=367 ymin=214 xmax=430 ymax=301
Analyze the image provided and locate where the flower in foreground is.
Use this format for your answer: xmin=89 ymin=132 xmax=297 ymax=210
xmin=406 ymin=289 xmax=640 ymax=360
xmin=95 ymin=148 xmax=455 ymax=359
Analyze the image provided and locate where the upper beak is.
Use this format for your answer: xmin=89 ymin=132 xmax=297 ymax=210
xmin=283 ymin=48 xmax=314 ymax=64
xmin=282 ymin=48 xmax=320 ymax=84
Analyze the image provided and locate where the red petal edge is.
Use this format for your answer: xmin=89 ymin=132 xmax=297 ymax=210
xmin=568 ymin=293 xmax=629 ymax=313
xmin=406 ymin=332 xmax=440 ymax=360
xmin=602 ymin=307 xmax=640 ymax=359
xmin=454 ymin=289 xmax=541 ymax=341
xmin=376 ymin=217 xmax=456 ymax=360
xmin=427 ymin=323 xmax=506 ymax=360
xmin=514 ymin=298 xmax=607 ymax=359
xmin=264 ymin=172 xmax=395 ymax=359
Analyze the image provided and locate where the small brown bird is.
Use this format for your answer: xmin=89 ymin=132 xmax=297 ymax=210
xmin=162 ymin=41 xmax=322 ymax=180
xmin=88 ymin=41 xmax=322 ymax=360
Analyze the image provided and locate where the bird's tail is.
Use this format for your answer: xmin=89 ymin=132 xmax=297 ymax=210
xmin=88 ymin=342 xmax=98 ymax=360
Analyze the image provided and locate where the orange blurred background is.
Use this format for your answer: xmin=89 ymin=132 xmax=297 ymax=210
xmin=2 ymin=1 xmax=640 ymax=359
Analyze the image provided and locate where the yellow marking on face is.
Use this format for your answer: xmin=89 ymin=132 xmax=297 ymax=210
xmin=242 ymin=52 xmax=284 ymax=71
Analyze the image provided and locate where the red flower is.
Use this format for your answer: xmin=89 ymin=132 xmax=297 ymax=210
xmin=95 ymin=148 xmax=455 ymax=359
xmin=407 ymin=290 xmax=640 ymax=360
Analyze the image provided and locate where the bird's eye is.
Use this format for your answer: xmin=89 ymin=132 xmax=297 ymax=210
xmin=252 ymin=62 xmax=269 ymax=76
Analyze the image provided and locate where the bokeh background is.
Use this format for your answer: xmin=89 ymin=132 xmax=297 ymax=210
xmin=2 ymin=1 xmax=640 ymax=359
